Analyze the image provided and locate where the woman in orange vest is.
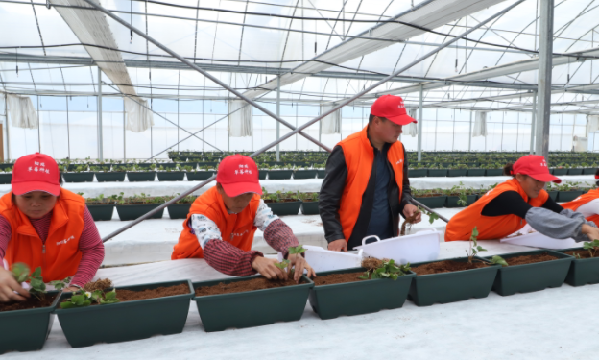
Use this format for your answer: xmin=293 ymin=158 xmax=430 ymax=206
xmin=562 ymin=170 xmax=599 ymax=227
xmin=0 ymin=153 xmax=105 ymax=301
xmin=445 ymin=155 xmax=599 ymax=242
xmin=172 ymin=155 xmax=315 ymax=282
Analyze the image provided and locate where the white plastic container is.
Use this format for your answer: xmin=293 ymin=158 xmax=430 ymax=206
xmin=277 ymin=245 xmax=363 ymax=273
xmin=353 ymin=229 xmax=441 ymax=264
xmin=500 ymin=225 xmax=578 ymax=250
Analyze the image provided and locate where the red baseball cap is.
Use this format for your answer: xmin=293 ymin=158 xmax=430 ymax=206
xmin=371 ymin=94 xmax=417 ymax=126
xmin=216 ymin=155 xmax=262 ymax=197
xmin=12 ymin=153 xmax=61 ymax=196
xmin=512 ymin=155 xmax=561 ymax=183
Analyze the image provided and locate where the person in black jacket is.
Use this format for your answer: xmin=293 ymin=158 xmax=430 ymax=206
xmin=319 ymin=95 xmax=421 ymax=252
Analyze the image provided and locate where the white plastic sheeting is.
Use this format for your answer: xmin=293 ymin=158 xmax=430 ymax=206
xmin=7 ymin=93 xmax=37 ymax=129
xmin=124 ymin=97 xmax=154 ymax=132
xmin=228 ymin=100 xmax=252 ymax=137
xmin=406 ymin=109 xmax=419 ymax=137
xmin=587 ymin=115 xmax=599 ymax=134
xmin=473 ymin=111 xmax=488 ymax=137
xmin=320 ymin=104 xmax=341 ymax=134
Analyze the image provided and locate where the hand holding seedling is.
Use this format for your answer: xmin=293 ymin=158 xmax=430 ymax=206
xmin=287 ymin=246 xmax=316 ymax=283
xmin=0 ymin=264 xmax=29 ymax=301
xmin=252 ymin=256 xmax=288 ymax=281
xmin=402 ymin=204 xmax=421 ymax=224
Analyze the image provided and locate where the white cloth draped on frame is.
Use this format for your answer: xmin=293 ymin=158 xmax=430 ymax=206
xmin=587 ymin=115 xmax=599 ymax=135
xmin=228 ymin=100 xmax=253 ymax=137
xmin=7 ymin=94 xmax=37 ymax=129
xmin=406 ymin=108 xmax=418 ymax=137
xmin=473 ymin=111 xmax=488 ymax=137
xmin=124 ymin=97 xmax=155 ymax=132
xmin=320 ymin=105 xmax=341 ymax=134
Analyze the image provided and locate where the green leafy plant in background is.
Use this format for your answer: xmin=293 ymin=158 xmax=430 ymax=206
xmin=60 ymin=288 xmax=119 ymax=309
xmin=358 ymin=259 xmax=410 ymax=280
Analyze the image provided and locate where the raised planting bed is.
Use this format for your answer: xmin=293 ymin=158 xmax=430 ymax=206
xmin=483 ymin=250 xmax=573 ymax=296
xmin=561 ymin=247 xmax=599 ymax=286
xmin=485 ymin=169 xmax=503 ymax=176
xmin=267 ymin=170 xmax=294 ymax=180
xmin=427 ymin=169 xmax=447 ymax=177
xmin=127 ymin=172 xmax=156 ymax=181
xmin=557 ymin=190 xmax=584 ymax=202
xmin=167 ymin=203 xmax=192 ymax=219
xmin=308 ymin=267 xmax=414 ymax=320
xmin=317 ymin=169 xmax=326 ymax=179
xmin=193 ymin=276 xmax=313 ymax=332
xmin=567 ymin=168 xmax=583 ymax=175
xmin=63 ymin=173 xmax=94 ymax=182
xmin=408 ymin=257 xmax=500 ymax=306
xmin=0 ymin=291 xmax=60 ymax=354
xmin=413 ymin=195 xmax=447 ymax=208
xmin=293 ymin=169 xmax=318 ymax=180
xmin=89 ymin=164 xmax=112 ymax=171
xmin=547 ymin=191 xmax=559 ymax=201
xmin=447 ymin=169 xmax=468 ymax=177
xmin=157 ymin=171 xmax=185 ymax=181
xmin=94 ymin=172 xmax=126 ymax=182
xmin=0 ymin=173 xmax=11 ymax=184
xmin=551 ymin=168 xmax=568 ymax=176
xmin=300 ymin=201 xmax=319 ymax=215
xmin=258 ymin=170 xmax=268 ymax=180
xmin=264 ymin=201 xmax=301 ymax=216
xmin=56 ymin=280 xmax=193 ymax=348
xmin=116 ymin=203 xmax=165 ymax=221
xmin=445 ymin=194 xmax=477 ymax=208
xmin=87 ymin=204 xmax=115 ymax=221
xmin=186 ymin=171 xmax=214 ymax=181
xmin=583 ymin=168 xmax=596 ymax=175
xmin=466 ymin=169 xmax=486 ymax=177
xmin=408 ymin=169 xmax=427 ymax=178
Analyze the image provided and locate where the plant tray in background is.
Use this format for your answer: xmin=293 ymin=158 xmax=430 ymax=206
xmin=293 ymin=170 xmax=318 ymax=180
xmin=116 ymin=204 xmax=164 ymax=221
xmin=186 ymin=171 xmax=214 ymax=180
xmin=95 ymin=172 xmax=126 ymax=182
xmin=0 ymin=173 xmax=11 ymax=184
xmin=157 ymin=172 xmax=185 ymax=181
xmin=267 ymin=170 xmax=294 ymax=180
xmin=265 ymin=201 xmax=301 ymax=216
xmin=167 ymin=203 xmax=192 ymax=219
xmin=560 ymin=247 xmax=599 ymax=286
xmin=300 ymin=201 xmax=319 ymax=215
xmin=127 ymin=172 xmax=156 ymax=181
xmin=87 ymin=204 xmax=115 ymax=221
xmin=413 ymin=195 xmax=446 ymax=208
xmin=63 ymin=173 xmax=94 ymax=182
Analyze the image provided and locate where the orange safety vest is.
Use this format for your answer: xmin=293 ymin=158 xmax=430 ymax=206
xmin=562 ymin=188 xmax=599 ymax=227
xmin=172 ymin=186 xmax=261 ymax=259
xmin=444 ymin=179 xmax=549 ymax=241
xmin=2 ymin=188 xmax=85 ymax=282
xmin=337 ymin=126 xmax=405 ymax=241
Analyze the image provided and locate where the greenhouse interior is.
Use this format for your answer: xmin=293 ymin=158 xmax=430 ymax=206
xmin=0 ymin=0 xmax=598 ymax=358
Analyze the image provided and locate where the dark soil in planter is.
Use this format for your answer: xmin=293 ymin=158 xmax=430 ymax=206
xmin=414 ymin=195 xmax=446 ymax=208
xmin=312 ymin=272 xmax=368 ymax=285
xmin=258 ymin=170 xmax=268 ymax=180
xmin=447 ymin=169 xmax=467 ymax=177
xmin=466 ymin=169 xmax=485 ymax=177
xmin=63 ymin=173 xmax=94 ymax=182
xmin=195 ymin=277 xmax=302 ymax=296
xmin=81 ymin=283 xmax=190 ymax=305
xmin=0 ymin=294 xmax=58 ymax=312
xmin=293 ymin=170 xmax=318 ymax=179
xmin=504 ymin=252 xmax=559 ymax=265
xmin=267 ymin=170 xmax=294 ymax=180
xmin=564 ymin=250 xmax=594 ymax=259
xmin=127 ymin=172 xmax=156 ymax=181
xmin=412 ymin=260 xmax=489 ymax=275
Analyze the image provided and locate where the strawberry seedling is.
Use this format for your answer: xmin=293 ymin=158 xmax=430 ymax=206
xmin=359 ymin=259 xmax=411 ymax=280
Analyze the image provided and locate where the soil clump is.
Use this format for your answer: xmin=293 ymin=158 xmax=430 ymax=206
xmin=412 ymin=260 xmax=489 ymax=275
xmin=195 ymin=277 xmax=303 ymax=296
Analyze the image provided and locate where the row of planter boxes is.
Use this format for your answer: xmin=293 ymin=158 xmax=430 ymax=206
xmin=5 ymin=247 xmax=598 ymax=352
xmin=414 ymin=189 xmax=586 ymax=208
xmin=408 ymin=167 xmax=596 ymax=178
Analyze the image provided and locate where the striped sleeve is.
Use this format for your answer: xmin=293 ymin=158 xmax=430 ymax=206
xmin=0 ymin=215 xmax=11 ymax=262
xmin=70 ymin=206 xmax=105 ymax=287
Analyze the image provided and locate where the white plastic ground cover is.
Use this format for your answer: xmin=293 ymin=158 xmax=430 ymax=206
xmin=355 ymin=229 xmax=441 ymax=264
xmin=499 ymin=224 xmax=580 ymax=250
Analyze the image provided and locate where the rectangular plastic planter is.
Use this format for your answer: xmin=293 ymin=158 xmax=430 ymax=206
xmin=567 ymin=168 xmax=583 ymax=175
xmin=267 ymin=170 xmax=294 ymax=180
xmin=445 ymin=195 xmax=477 ymax=208
xmin=300 ymin=201 xmax=319 ymax=215
xmin=559 ymin=247 xmax=599 ymax=286
xmin=413 ymin=196 xmax=446 ymax=208
xmin=483 ymin=250 xmax=573 ymax=296
xmin=63 ymin=173 xmax=94 ymax=182
xmin=408 ymin=257 xmax=499 ymax=306
xmin=157 ymin=172 xmax=185 ymax=181
xmin=447 ymin=169 xmax=467 ymax=177
xmin=293 ymin=170 xmax=318 ymax=180
xmin=56 ymin=280 xmax=194 ymax=348
xmin=427 ymin=169 xmax=447 ymax=177
xmin=466 ymin=169 xmax=485 ymax=177
xmin=308 ymin=268 xmax=415 ymax=320
xmin=547 ymin=191 xmax=559 ymax=201
xmin=551 ymin=168 xmax=568 ymax=176
xmin=0 ymin=173 xmax=11 ymax=184
xmin=557 ymin=190 xmax=583 ymax=203
xmin=90 ymin=164 xmax=111 ymax=171
xmin=265 ymin=201 xmax=301 ymax=216
xmin=583 ymin=168 xmax=596 ymax=175
xmin=87 ymin=204 xmax=114 ymax=221
xmin=95 ymin=172 xmax=126 ymax=182
xmin=186 ymin=171 xmax=214 ymax=180
xmin=485 ymin=169 xmax=503 ymax=176
xmin=0 ymin=291 xmax=60 ymax=354
xmin=127 ymin=172 xmax=156 ymax=181
xmin=258 ymin=170 xmax=268 ymax=180
xmin=167 ymin=203 xmax=192 ymax=219
xmin=116 ymin=204 xmax=165 ymax=221
xmin=193 ymin=276 xmax=313 ymax=332
xmin=408 ymin=169 xmax=427 ymax=178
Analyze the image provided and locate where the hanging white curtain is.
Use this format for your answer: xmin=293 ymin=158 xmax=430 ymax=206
xmin=472 ymin=111 xmax=488 ymax=137
xmin=587 ymin=115 xmax=599 ymax=135
xmin=124 ymin=97 xmax=154 ymax=132
xmin=320 ymin=105 xmax=341 ymax=134
xmin=228 ymin=100 xmax=252 ymax=137
xmin=406 ymin=108 xmax=418 ymax=137
xmin=0 ymin=93 xmax=5 ymax=118
xmin=7 ymin=94 xmax=37 ymax=129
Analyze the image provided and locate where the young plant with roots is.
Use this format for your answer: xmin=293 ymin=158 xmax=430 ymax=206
xmin=359 ymin=258 xmax=411 ymax=280
xmin=11 ymin=263 xmax=70 ymax=300
xmin=573 ymin=239 xmax=599 ymax=258
xmin=467 ymin=227 xmax=509 ymax=267
xmin=60 ymin=288 xmax=120 ymax=309
xmin=274 ymin=246 xmax=307 ymax=277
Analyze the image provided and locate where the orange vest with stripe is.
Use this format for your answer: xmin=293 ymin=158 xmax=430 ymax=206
xmin=2 ymin=189 xmax=85 ymax=282
xmin=337 ymin=126 xmax=405 ymax=241
xmin=561 ymin=188 xmax=599 ymax=227
xmin=444 ymin=179 xmax=549 ymax=241
xmin=172 ymin=186 xmax=261 ymax=259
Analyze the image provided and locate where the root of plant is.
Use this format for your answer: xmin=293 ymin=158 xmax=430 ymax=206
xmin=361 ymin=257 xmax=390 ymax=271
xmin=83 ymin=278 xmax=113 ymax=292
xmin=400 ymin=209 xmax=421 ymax=235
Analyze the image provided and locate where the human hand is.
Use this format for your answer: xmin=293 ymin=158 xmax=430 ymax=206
xmin=327 ymin=239 xmax=347 ymax=252
xmin=63 ymin=286 xmax=80 ymax=293
xmin=582 ymin=224 xmax=599 ymax=242
xmin=251 ymin=256 xmax=288 ymax=280
xmin=287 ymin=253 xmax=316 ymax=283
xmin=0 ymin=267 xmax=30 ymax=302
xmin=403 ymin=204 xmax=422 ymax=223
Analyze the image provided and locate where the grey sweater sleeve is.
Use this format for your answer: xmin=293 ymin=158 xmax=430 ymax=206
xmin=525 ymin=207 xmax=597 ymax=242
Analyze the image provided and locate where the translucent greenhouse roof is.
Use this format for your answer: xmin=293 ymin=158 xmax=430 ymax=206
xmin=1 ymin=0 xmax=599 ymax=113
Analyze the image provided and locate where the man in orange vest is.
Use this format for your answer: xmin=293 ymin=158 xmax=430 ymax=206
xmin=320 ymin=95 xmax=421 ymax=251
xmin=172 ymin=155 xmax=315 ymax=282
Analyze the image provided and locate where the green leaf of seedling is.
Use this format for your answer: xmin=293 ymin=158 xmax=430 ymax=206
xmin=358 ymin=273 xmax=370 ymax=280
xmin=11 ymin=262 xmax=30 ymax=283
xmin=371 ymin=271 xmax=380 ymax=279
xmin=105 ymin=289 xmax=118 ymax=301
xmin=91 ymin=290 xmax=103 ymax=301
xmin=583 ymin=242 xmax=594 ymax=250
xmin=490 ymin=255 xmax=509 ymax=267
xmin=288 ymin=245 xmax=306 ymax=254
xmin=476 ymin=246 xmax=487 ymax=252
xmin=71 ymin=294 xmax=86 ymax=306
xmin=31 ymin=267 xmax=42 ymax=278
xmin=60 ymin=301 xmax=77 ymax=309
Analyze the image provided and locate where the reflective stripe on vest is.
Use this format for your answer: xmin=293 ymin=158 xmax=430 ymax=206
xmin=3 ymin=188 xmax=85 ymax=282
xmin=337 ymin=126 xmax=404 ymax=241
xmin=172 ymin=186 xmax=261 ymax=259
xmin=444 ymin=179 xmax=549 ymax=241
xmin=562 ymin=188 xmax=599 ymax=227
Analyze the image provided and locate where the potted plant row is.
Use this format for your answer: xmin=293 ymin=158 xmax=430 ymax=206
xmin=115 ymin=193 xmax=166 ymax=221
xmin=299 ymin=192 xmax=319 ymax=215
xmin=262 ymin=189 xmax=301 ymax=216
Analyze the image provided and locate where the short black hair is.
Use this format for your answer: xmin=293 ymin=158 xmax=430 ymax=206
xmin=369 ymin=114 xmax=387 ymax=123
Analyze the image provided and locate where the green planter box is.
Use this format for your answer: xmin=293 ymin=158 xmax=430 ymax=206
xmin=0 ymin=291 xmax=60 ymax=354
xmin=559 ymin=247 xmax=599 ymax=286
xmin=157 ymin=163 xmax=178 ymax=169
xmin=293 ymin=170 xmax=318 ymax=180
xmin=567 ymin=168 xmax=583 ymax=175
xmin=413 ymin=196 xmax=447 ymax=208
xmin=265 ymin=202 xmax=301 ymax=216
xmin=56 ymin=280 xmax=193 ymax=348
xmin=87 ymin=204 xmax=114 ymax=221
xmin=63 ymin=173 xmax=94 ymax=182
xmin=483 ymin=250 xmax=573 ymax=296
xmin=300 ymin=201 xmax=319 ymax=215
xmin=427 ymin=169 xmax=447 ymax=177
xmin=157 ymin=172 xmax=185 ymax=181
xmin=95 ymin=172 xmax=126 ymax=182
xmin=0 ymin=163 xmax=13 ymax=171
xmin=557 ymin=190 xmax=583 ymax=202
xmin=547 ymin=191 xmax=559 ymax=201
xmin=408 ymin=257 xmax=499 ymax=306
xmin=552 ymin=168 xmax=568 ymax=176
xmin=583 ymin=168 xmax=596 ymax=175
xmin=0 ymin=173 xmax=11 ymax=184
xmin=466 ymin=169 xmax=485 ymax=177
xmin=168 ymin=203 xmax=192 ymax=219
xmin=133 ymin=163 xmax=154 ymax=169
xmin=317 ymin=169 xmax=326 ymax=179
xmin=65 ymin=164 xmax=88 ymax=171
xmin=90 ymin=164 xmax=111 ymax=171
xmin=445 ymin=195 xmax=477 ymax=208
xmin=127 ymin=172 xmax=156 ymax=181
xmin=258 ymin=170 xmax=268 ymax=180
xmin=447 ymin=169 xmax=467 ymax=177
xmin=193 ymin=276 xmax=313 ymax=332
xmin=268 ymin=170 xmax=294 ymax=180
xmin=116 ymin=204 xmax=164 ymax=221
xmin=408 ymin=169 xmax=427 ymax=178
xmin=485 ymin=169 xmax=503 ymax=176
xmin=186 ymin=171 xmax=214 ymax=180
xmin=308 ymin=268 xmax=415 ymax=320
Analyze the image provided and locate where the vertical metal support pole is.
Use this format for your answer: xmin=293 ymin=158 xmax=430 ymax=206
xmin=97 ymin=67 xmax=104 ymax=161
xmin=417 ymin=84 xmax=423 ymax=161
xmin=37 ymin=96 xmax=41 ymax=153
xmin=536 ymin=0 xmax=554 ymax=162
xmin=468 ymin=110 xmax=473 ymax=152
xmin=530 ymin=90 xmax=537 ymax=154
xmin=66 ymin=97 xmax=70 ymax=158
xmin=4 ymin=93 xmax=9 ymax=161
xmin=123 ymin=97 xmax=126 ymax=161
xmin=177 ymin=98 xmax=180 ymax=153
xmin=276 ymin=76 xmax=280 ymax=161
xmin=296 ymin=103 xmax=298 ymax=151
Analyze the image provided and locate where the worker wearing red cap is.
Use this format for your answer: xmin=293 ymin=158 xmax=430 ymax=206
xmin=445 ymin=155 xmax=599 ymax=242
xmin=0 ymin=153 xmax=105 ymax=302
xmin=320 ymin=94 xmax=421 ymax=252
xmin=561 ymin=169 xmax=599 ymax=227
xmin=172 ymin=155 xmax=315 ymax=282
